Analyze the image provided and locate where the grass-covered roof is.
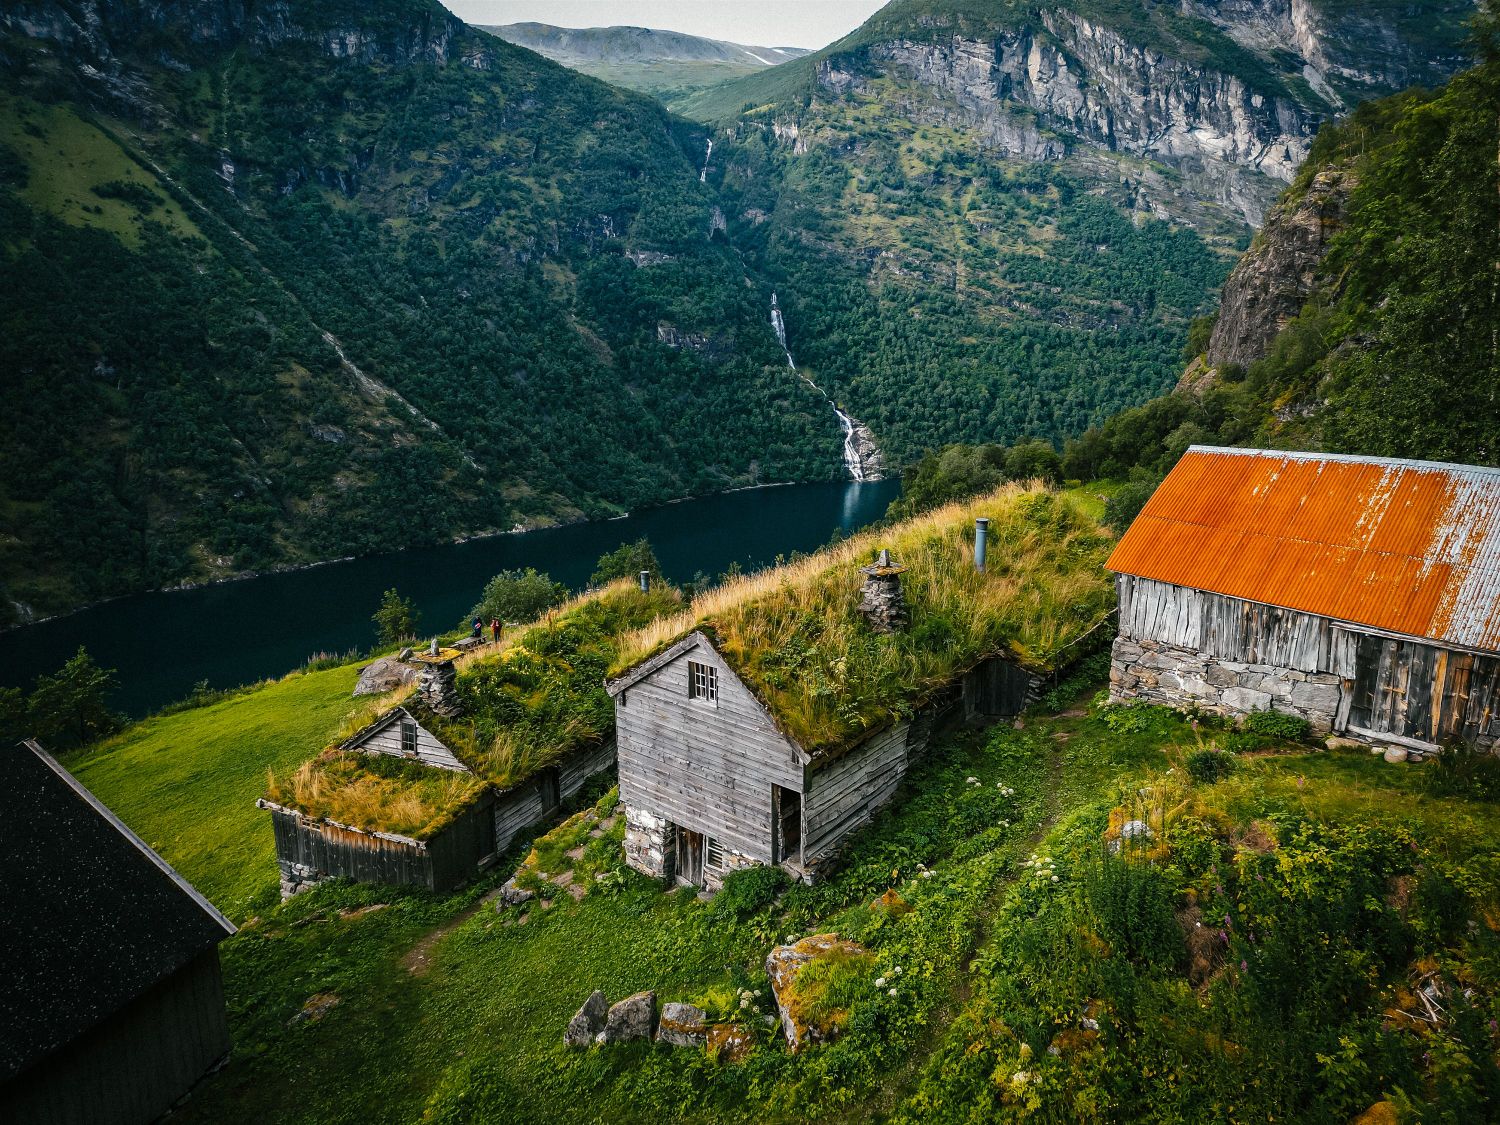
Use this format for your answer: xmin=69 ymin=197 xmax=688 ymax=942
xmin=610 ymin=485 xmax=1115 ymax=755
xmin=265 ymin=581 xmax=683 ymax=839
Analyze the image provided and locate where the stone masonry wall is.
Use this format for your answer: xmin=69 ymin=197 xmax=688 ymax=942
xmin=624 ymin=805 xmax=674 ymax=881
xmin=1110 ymin=635 xmax=1342 ymax=732
xmin=278 ymin=859 xmax=332 ymax=899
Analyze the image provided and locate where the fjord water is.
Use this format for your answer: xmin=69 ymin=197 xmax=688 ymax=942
xmin=1 ymin=480 xmax=900 ymax=716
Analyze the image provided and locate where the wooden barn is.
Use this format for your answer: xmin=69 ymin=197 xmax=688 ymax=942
xmin=605 ymin=491 xmax=1115 ymax=889
xmin=2 ymin=740 xmax=235 ymax=1125
xmin=1108 ymin=447 xmax=1500 ymax=753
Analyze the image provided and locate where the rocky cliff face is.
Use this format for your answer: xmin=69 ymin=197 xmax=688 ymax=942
xmin=799 ymin=2 xmax=1471 ymax=226
xmin=1203 ymin=162 xmax=1356 ymax=370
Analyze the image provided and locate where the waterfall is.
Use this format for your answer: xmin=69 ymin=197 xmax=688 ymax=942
xmin=699 ymin=138 xmax=713 ymax=183
xmin=772 ymin=293 xmax=872 ymax=482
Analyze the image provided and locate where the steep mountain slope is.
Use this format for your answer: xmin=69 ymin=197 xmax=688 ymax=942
xmin=483 ymin=23 xmax=810 ymax=103
xmin=1058 ymin=24 xmax=1499 ymax=483
xmin=0 ymin=0 xmax=838 ymax=621
xmin=674 ymin=0 xmax=1473 ymax=472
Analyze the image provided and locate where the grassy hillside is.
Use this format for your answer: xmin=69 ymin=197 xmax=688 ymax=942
xmin=0 ymin=0 xmax=839 ymax=620
xmin=60 ymin=653 xmax=1500 ymax=1123
xmin=63 ymin=661 xmax=364 ymax=919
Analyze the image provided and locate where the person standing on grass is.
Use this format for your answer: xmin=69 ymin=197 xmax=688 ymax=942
xmin=490 ymin=617 xmax=501 ymax=645
xmin=471 ymin=616 xmax=483 ymax=641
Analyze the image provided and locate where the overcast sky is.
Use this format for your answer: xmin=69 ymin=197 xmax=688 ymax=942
xmin=445 ymin=1 xmax=888 ymax=49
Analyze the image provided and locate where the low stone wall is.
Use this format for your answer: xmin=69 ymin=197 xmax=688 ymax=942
xmin=624 ymin=805 xmax=674 ymax=881
xmin=1110 ymin=635 xmax=1341 ymax=732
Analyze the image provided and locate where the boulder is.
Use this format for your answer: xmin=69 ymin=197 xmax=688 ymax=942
xmin=657 ymin=1002 xmax=708 ymax=1047
xmin=765 ymin=934 xmax=873 ymax=1052
xmin=706 ymin=1022 xmax=753 ymax=1063
xmin=1383 ymin=746 xmax=1409 ymax=764
xmin=871 ymin=888 xmax=912 ymax=917
xmin=353 ymin=657 xmax=418 ymax=697
xmin=563 ymin=990 xmax=607 ymax=1048
xmin=600 ymin=990 xmax=656 ymax=1044
xmin=498 ymin=879 xmax=534 ymax=907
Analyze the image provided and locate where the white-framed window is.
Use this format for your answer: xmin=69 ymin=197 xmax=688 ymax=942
xmin=401 ymin=719 xmax=418 ymax=757
xmin=688 ymin=660 xmax=718 ymax=703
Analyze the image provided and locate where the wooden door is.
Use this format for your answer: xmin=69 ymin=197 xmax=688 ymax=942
xmin=676 ymin=828 xmax=705 ymax=886
xmin=538 ymin=767 xmax=561 ymax=813
xmin=773 ymin=786 xmax=802 ymax=865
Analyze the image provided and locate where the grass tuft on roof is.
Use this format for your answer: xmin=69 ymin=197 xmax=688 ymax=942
xmin=611 ymin=484 xmax=1116 ymax=754
xmin=265 ymin=580 xmax=684 ymax=838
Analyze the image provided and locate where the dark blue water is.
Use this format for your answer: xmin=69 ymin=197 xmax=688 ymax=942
xmin=0 ymin=480 xmax=901 ymax=716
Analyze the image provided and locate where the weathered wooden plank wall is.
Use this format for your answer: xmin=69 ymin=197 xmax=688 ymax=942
xmin=356 ymin=710 xmax=469 ymax=772
xmin=803 ymin=722 xmax=908 ymax=864
xmin=1348 ymin=633 xmax=1500 ymax=747
xmin=616 ymin=640 xmax=802 ymax=865
xmin=1 ymin=949 xmax=229 ymax=1125
xmin=1119 ymin=575 xmax=1331 ymax=672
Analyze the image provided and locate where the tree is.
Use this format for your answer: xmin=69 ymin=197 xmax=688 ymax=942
xmin=1004 ymin=439 xmax=1062 ymax=485
xmin=470 ymin=568 xmax=567 ymax=628
xmin=590 ymin=538 xmax=664 ymax=587
xmin=27 ymin=647 xmax=122 ymax=748
xmin=1103 ymin=479 xmax=1161 ymax=536
xmin=373 ymin=588 xmax=420 ymax=647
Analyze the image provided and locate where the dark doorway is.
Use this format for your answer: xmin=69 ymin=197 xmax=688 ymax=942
xmin=773 ymin=786 xmax=802 ymax=865
xmin=538 ymin=767 xmax=561 ymax=814
xmin=676 ymin=828 xmax=705 ymax=886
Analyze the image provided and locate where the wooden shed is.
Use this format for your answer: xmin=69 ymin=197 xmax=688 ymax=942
xmin=2 ymin=740 xmax=235 ymax=1125
xmin=1107 ymin=447 xmax=1500 ymax=753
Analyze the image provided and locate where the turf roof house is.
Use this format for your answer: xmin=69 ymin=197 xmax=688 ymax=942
xmin=260 ymin=646 xmax=615 ymax=897
xmin=2 ymin=740 xmax=235 ymax=1125
xmin=1108 ymin=448 xmax=1500 ymax=753
xmin=606 ymin=539 xmax=1079 ymax=889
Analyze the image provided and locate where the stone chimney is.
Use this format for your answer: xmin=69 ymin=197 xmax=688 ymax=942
xmin=416 ymin=648 xmax=463 ymax=718
xmin=858 ymin=549 xmax=908 ymax=633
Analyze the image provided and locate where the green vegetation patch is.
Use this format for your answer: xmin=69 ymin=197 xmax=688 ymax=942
xmin=613 ymin=485 xmax=1115 ymax=752
xmin=267 ymin=581 xmax=683 ymax=837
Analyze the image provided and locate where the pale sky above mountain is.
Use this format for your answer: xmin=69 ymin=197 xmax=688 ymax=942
xmin=446 ymin=1 xmax=888 ymax=50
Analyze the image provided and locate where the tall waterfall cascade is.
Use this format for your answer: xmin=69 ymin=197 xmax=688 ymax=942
xmin=699 ymin=138 xmax=713 ymax=183
xmin=771 ymin=293 xmax=883 ymax=483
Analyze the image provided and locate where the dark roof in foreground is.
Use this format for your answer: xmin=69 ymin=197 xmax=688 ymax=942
xmin=0 ymin=740 xmax=235 ymax=1084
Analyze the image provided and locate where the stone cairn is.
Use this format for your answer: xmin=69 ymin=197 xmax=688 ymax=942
xmin=858 ymin=549 xmax=908 ymax=633
xmin=417 ymin=642 xmax=463 ymax=719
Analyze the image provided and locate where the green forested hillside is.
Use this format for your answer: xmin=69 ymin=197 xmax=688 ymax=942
xmin=0 ymin=0 xmax=836 ymax=620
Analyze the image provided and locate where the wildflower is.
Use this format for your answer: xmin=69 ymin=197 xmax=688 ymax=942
xmin=739 ymin=998 xmax=750 ymax=1009
xmin=876 ymin=977 xmax=887 ymax=987
xmin=888 ymin=988 xmax=898 ymax=997
xmin=966 ymin=776 xmax=978 ymax=784
xmin=1240 ymin=960 xmax=1248 ymax=972
xmin=752 ymin=990 xmax=761 ymax=998
xmin=893 ymin=966 xmax=903 ymax=975
xmin=1051 ymin=875 xmax=1059 ymax=883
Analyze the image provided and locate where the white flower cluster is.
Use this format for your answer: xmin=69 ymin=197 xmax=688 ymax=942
xmin=737 ymin=988 xmax=762 ymax=1010
xmin=965 ymin=776 xmax=980 ymax=785
xmin=995 ymin=783 xmax=1016 ymax=796
xmin=1024 ymin=854 xmax=1059 ymax=883
xmin=876 ymin=964 xmax=903 ymax=997
xmin=916 ymin=861 xmax=935 ymax=879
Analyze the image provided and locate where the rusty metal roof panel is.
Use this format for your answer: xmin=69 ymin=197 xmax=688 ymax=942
xmin=1107 ymin=447 xmax=1500 ymax=653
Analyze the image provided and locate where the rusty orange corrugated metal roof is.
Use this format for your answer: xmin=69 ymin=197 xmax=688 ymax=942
xmin=1106 ymin=447 xmax=1500 ymax=653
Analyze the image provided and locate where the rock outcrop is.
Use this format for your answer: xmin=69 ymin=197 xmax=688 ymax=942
xmin=352 ymin=657 xmax=418 ymax=697
xmin=563 ymin=990 xmax=608 ymax=1047
xmin=657 ymin=1002 xmax=709 ymax=1047
xmin=765 ymin=934 xmax=873 ymax=1052
xmin=1204 ymin=164 xmax=1356 ymax=370
xmin=601 ymin=990 xmax=657 ymax=1043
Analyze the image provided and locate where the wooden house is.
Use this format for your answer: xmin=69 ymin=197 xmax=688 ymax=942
xmin=604 ymin=493 xmax=1116 ymax=889
xmin=607 ymin=629 xmax=1035 ymax=888
xmin=2 ymin=740 xmax=235 ymax=1125
xmin=1107 ymin=447 xmax=1500 ymax=753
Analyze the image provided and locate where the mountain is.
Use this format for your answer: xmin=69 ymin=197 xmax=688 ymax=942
xmin=1050 ymin=24 xmax=1499 ymax=486
xmin=0 ymin=0 xmax=840 ymax=622
xmin=483 ymin=23 xmax=811 ymax=104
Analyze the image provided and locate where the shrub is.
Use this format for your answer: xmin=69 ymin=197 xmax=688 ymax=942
xmin=1082 ymin=851 xmax=1182 ymax=969
xmin=1103 ymin=479 xmax=1159 ymax=535
xmin=1185 ymin=748 xmax=1235 ymax=783
xmin=713 ymin=865 xmax=790 ymax=919
xmin=372 ymin=588 xmax=420 ymax=646
xmin=468 ymin=568 xmax=567 ymax=629
xmin=1422 ymin=739 xmax=1500 ymax=801
xmin=590 ymin=538 xmax=664 ymax=587
xmin=1243 ymin=710 xmax=1312 ymax=743
xmin=1099 ymin=702 xmax=1175 ymax=734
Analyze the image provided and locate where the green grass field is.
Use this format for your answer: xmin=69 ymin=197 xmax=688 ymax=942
xmin=63 ymin=662 xmax=362 ymax=920
xmin=55 ymin=644 xmax=1500 ymax=1123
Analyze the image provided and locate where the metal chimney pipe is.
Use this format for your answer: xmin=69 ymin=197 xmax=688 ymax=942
xmin=639 ymin=569 xmax=651 ymax=593
xmin=974 ymin=518 xmax=990 ymax=572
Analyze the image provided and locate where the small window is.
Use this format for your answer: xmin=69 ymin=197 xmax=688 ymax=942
xmin=688 ymin=660 xmax=718 ymax=703
xmin=400 ymin=719 xmax=418 ymax=757
xmin=705 ymin=837 xmax=725 ymax=872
